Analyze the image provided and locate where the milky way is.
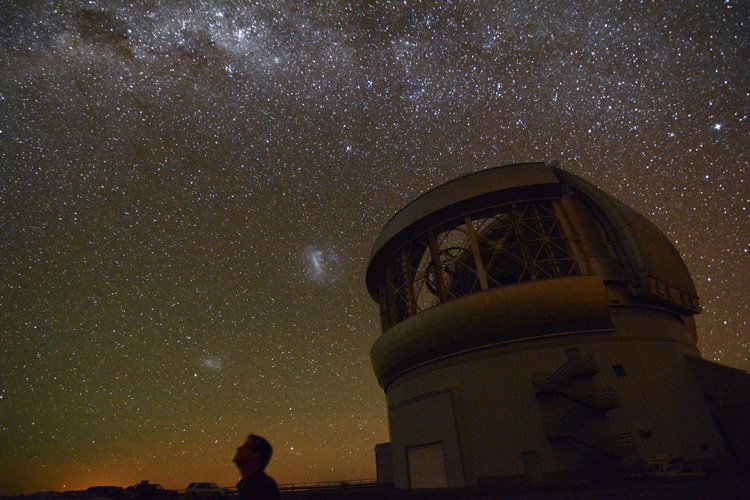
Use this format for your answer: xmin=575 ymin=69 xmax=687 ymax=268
xmin=1 ymin=1 xmax=748 ymax=494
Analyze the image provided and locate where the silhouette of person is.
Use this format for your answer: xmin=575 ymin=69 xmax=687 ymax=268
xmin=233 ymin=434 xmax=280 ymax=500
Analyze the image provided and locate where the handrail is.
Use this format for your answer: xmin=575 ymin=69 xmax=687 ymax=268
xmin=533 ymin=355 xmax=598 ymax=393
xmin=548 ymin=355 xmax=597 ymax=386
xmin=543 ymin=422 xmax=634 ymax=457
xmin=558 ymin=385 xmax=619 ymax=410
xmin=278 ymin=479 xmax=377 ymax=491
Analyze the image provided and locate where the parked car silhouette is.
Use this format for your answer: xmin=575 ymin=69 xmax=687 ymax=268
xmin=185 ymin=483 xmax=229 ymax=499
xmin=132 ymin=482 xmax=177 ymax=500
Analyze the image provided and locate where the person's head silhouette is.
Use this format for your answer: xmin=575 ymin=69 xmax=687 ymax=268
xmin=233 ymin=434 xmax=279 ymax=499
xmin=234 ymin=434 xmax=273 ymax=477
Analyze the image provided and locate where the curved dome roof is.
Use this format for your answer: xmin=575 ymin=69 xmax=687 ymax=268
xmin=553 ymin=167 xmax=698 ymax=311
xmin=366 ymin=162 xmax=699 ymax=314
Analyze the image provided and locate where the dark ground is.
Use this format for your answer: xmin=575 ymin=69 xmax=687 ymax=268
xmin=282 ymin=473 xmax=750 ymax=499
xmin=5 ymin=472 xmax=749 ymax=500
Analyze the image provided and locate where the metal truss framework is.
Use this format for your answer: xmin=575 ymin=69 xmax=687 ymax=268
xmin=381 ymin=201 xmax=581 ymax=329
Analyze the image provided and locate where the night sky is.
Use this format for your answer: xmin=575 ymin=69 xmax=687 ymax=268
xmin=1 ymin=1 xmax=748 ymax=494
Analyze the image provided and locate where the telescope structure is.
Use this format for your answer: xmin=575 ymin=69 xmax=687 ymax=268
xmin=366 ymin=163 xmax=750 ymax=489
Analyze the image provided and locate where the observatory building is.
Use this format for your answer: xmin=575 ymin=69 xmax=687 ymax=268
xmin=366 ymin=162 xmax=750 ymax=489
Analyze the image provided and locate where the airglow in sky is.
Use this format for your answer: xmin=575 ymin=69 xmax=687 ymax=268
xmin=1 ymin=1 xmax=748 ymax=495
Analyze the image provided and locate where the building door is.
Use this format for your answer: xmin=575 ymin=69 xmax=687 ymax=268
xmin=407 ymin=442 xmax=448 ymax=488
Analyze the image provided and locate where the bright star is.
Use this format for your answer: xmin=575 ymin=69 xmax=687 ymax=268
xmin=712 ymin=123 xmax=723 ymax=131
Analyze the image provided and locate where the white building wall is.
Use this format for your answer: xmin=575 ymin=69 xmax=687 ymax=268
xmin=385 ymin=308 xmax=728 ymax=487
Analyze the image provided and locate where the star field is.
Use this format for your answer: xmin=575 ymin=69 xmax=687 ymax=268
xmin=1 ymin=1 xmax=748 ymax=494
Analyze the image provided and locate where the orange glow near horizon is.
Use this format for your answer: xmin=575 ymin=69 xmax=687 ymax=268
xmin=2 ymin=0 xmax=747 ymax=495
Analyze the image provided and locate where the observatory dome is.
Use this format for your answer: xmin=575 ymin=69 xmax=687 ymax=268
xmin=366 ymin=163 xmax=699 ymax=387
xmin=366 ymin=162 xmax=748 ymax=490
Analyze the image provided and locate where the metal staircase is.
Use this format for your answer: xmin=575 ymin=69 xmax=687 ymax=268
xmin=545 ymin=422 xmax=635 ymax=457
xmin=534 ymin=353 xmax=633 ymax=458
xmin=533 ymin=355 xmax=598 ymax=392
